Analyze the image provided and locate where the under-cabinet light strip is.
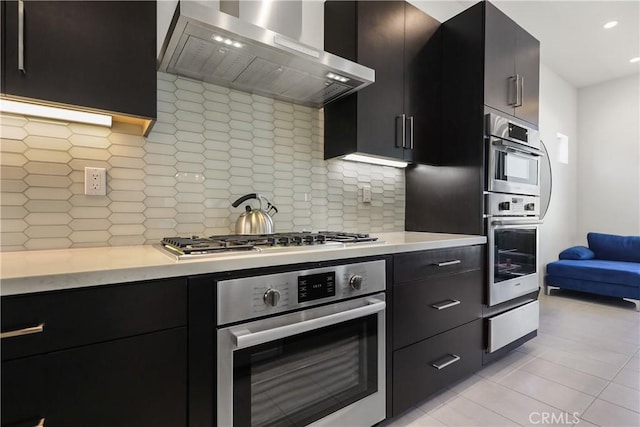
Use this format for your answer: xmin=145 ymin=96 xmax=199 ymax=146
xmin=0 ymin=99 xmax=112 ymax=127
xmin=342 ymin=153 xmax=409 ymax=168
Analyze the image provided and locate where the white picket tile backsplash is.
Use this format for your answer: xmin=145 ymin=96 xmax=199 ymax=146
xmin=0 ymin=72 xmax=405 ymax=251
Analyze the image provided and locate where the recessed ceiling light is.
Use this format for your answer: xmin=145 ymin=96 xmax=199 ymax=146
xmin=630 ymin=57 xmax=640 ymax=63
xmin=603 ymin=21 xmax=618 ymax=29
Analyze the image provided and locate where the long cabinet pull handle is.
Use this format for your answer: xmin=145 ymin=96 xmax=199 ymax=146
xmin=1 ymin=323 xmax=45 ymax=339
xmin=507 ymin=75 xmax=518 ymax=106
xmin=434 ymin=260 xmax=461 ymax=267
xmin=431 ymin=354 xmax=461 ymax=370
xmin=515 ymin=75 xmax=523 ymax=107
xmin=431 ymin=299 xmax=461 ymax=310
xmin=35 ymin=418 xmax=46 ymax=427
xmin=396 ymin=114 xmax=406 ymax=148
xmin=18 ymin=0 xmax=25 ymax=73
xmin=408 ymin=116 xmax=414 ymax=149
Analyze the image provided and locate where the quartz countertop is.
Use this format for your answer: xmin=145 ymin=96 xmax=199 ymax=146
xmin=0 ymin=232 xmax=486 ymax=296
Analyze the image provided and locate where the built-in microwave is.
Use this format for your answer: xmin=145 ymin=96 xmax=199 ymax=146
xmin=486 ymin=113 xmax=543 ymax=196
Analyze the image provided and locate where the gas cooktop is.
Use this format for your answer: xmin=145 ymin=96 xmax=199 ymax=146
xmin=160 ymin=232 xmax=379 ymax=258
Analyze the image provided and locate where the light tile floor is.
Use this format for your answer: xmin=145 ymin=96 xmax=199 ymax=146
xmin=385 ymin=291 xmax=640 ymax=427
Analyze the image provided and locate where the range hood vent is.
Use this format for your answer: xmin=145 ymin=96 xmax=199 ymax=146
xmin=158 ymin=1 xmax=375 ymax=108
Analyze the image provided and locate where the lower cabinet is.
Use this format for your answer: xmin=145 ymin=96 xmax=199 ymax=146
xmin=2 ymin=328 xmax=187 ymax=427
xmin=392 ymin=319 xmax=482 ymax=414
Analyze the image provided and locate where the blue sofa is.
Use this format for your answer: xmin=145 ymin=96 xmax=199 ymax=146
xmin=545 ymin=232 xmax=640 ymax=311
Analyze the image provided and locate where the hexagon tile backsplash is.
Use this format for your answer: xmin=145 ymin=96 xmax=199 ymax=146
xmin=0 ymin=73 xmax=405 ymax=251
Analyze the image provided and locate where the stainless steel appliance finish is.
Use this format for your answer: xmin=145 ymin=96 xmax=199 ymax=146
xmin=158 ymin=0 xmax=375 ymax=108
xmin=232 ymin=193 xmax=277 ymax=235
xmin=486 ymin=113 xmax=543 ymax=197
xmin=216 ymin=260 xmax=386 ymax=427
xmin=488 ymin=300 xmax=539 ymax=352
xmin=217 ymin=260 xmax=385 ymax=324
xmin=486 ymin=193 xmax=540 ymax=217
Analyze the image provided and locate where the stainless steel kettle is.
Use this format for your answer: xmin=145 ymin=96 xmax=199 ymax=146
xmin=232 ymin=193 xmax=277 ymax=235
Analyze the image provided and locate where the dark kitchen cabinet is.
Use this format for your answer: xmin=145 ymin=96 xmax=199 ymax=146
xmin=484 ymin=2 xmax=539 ymax=125
xmin=1 ymin=278 xmax=188 ymax=427
xmin=324 ymin=1 xmax=441 ymax=163
xmin=390 ymin=245 xmax=484 ymax=416
xmin=1 ymin=1 xmax=156 ymax=121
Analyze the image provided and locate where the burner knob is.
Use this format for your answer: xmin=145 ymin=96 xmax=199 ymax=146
xmin=349 ymin=275 xmax=363 ymax=290
xmin=263 ymin=288 xmax=281 ymax=307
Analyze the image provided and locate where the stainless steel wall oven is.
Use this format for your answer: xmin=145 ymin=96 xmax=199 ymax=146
xmin=189 ymin=258 xmax=388 ymax=427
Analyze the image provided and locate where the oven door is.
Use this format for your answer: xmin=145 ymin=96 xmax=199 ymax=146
xmin=488 ymin=138 xmax=542 ymax=196
xmin=488 ymin=218 xmax=541 ymax=306
xmin=217 ymin=294 xmax=386 ymax=427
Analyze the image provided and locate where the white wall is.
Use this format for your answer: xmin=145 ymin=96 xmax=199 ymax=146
xmin=538 ymin=64 xmax=579 ymax=279
xmin=577 ymin=74 xmax=640 ymax=238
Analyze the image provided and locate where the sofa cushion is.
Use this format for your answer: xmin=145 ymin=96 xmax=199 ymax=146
xmin=559 ymin=246 xmax=595 ymax=260
xmin=546 ymin=259 xmax=640 ymax=288
xmin=587 ymin=232 xmax=640 ymax=263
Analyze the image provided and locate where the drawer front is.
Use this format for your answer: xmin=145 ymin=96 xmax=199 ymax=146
xmin=394 ymin=245 xmax=483 ymax=284
xmin=393 ymin=270 xmax=482 ymax=349
xmin=1 ymin=278 xmax=187 ymax=360
xmin=392 ymin=319 xmax=482 ymax=416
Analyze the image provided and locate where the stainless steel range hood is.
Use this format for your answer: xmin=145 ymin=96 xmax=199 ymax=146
xmin=157 ymin=0 xmax=375 ymax=108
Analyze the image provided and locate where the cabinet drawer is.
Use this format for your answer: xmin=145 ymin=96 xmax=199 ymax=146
xmin=1 ymin=278 xmax=187 ymax=361
xmin=1 ymin=328 xmax=187 ymax=427
xmin=392 ymin=319 xmax=482 ymax=416
xmin=394 ymin=245 xmax=483 ymax=283
xmin=393 ymin=270 xmax=482 ymax=349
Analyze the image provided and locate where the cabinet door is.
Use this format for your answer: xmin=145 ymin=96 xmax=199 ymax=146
xmin=403 ymin=2 xmax=441 ymax=163
xmin=515 ymin=27 xmax=540 ymax=126
xmin=1 ymin=1 xmax=156 ymax=119
xmin=1 ymin=328 xmax=187 ymax=427
xmin=483 ymin=2 xmax=516 ymax=118
xmin=356 ymin=1 xmax=405 ymax=159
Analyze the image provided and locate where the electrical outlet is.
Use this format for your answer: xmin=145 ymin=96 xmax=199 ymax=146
xmin=362 ymin=185 xmax=372 ymax=203
xmin=84 ymin=167 xmax=106 ymax=196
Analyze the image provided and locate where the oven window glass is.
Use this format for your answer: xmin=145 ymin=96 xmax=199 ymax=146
xmin=495 ymin=150 xmax=538 ymax=186
xmin=494 ymin=228 xmax=537 ymax=283
xmin=233 ymin=316 xmax=378 ymax=427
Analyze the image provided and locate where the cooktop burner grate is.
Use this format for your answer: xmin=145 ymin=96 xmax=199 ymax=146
xmin=160 ymin=232 xmax=378 ymax=256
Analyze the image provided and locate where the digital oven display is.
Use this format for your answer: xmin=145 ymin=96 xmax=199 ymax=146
xmin=298 ymin=272 xmax=336 ymax=302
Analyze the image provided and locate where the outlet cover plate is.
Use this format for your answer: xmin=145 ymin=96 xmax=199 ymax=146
xmin=84 ymin=167 xmax=106 ymax=196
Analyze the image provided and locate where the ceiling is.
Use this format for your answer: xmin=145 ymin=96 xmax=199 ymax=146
xmin=410 ymin=1 xmax=640 ymax=88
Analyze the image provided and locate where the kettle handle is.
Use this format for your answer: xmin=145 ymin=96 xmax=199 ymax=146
xmin=232 ymin=193 xmax=258 ymax=208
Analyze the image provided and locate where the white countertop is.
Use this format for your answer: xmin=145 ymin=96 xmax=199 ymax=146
xmin=0 ymin=232 xmax=486 ymax=296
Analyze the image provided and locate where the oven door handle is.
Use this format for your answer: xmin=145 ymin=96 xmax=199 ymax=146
xmin=492 ymin=139 xmax=544 ymax=157
xmin=231 ymin=298 xmax=386 ymax=349
xmin=491 ymin=219 xmax=543 ymax=226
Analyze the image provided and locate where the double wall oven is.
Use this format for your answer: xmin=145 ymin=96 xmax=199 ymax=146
xmin=485 ymin=113 xmax=542 ymax=357
xmin=189 ymin=257 xmax=388 ymax=427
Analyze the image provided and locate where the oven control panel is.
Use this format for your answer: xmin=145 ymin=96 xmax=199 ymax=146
xmin=487 ymin=193 xmax=540 ymax=217
xmin=216 ymin=260 xmax=386 ymax=325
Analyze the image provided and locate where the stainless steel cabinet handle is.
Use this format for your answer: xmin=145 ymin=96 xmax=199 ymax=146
xmin=408 ymin=116 xmax=414 ymax=149
xmin=0 ymin=323 xmax=45 ymax=339
xmin=434 ymin=260 xmax=461 ymax=267
xmin=231 ymin=299 xmax=385 ymax=349
xmin=35 ymin=418 xmax=46 ymax=427
xmin=431 ymin=354 xmax=461 ymax=370
xmin=507 ymin=75 xmax=518 ymax=106
xmin=515 ymin=75 xmax=523 ymax=107
xmin=18 ymin=0 xmax=25 ymax=73
xmin=431 ymin=299 xmax=461 ymax=310
xmin=396 ymin=114 xmax=406 ymax=148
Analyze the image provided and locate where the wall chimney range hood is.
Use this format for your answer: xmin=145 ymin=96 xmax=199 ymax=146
xmin=158 ymin=0 xmax=375 ymax=108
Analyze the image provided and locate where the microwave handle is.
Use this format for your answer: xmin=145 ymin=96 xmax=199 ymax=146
xmin=231 ymin=298 xmax=386 ymax=349
xmin=493 ymin=139 xmax=544 ymax=157
xmin=491 ymin=219 xmax=543 ymax=226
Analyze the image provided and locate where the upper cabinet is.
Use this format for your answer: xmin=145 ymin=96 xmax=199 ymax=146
xmin=1 ymin=1 xmax=157 ymax=131
xmin=484 ymin=2 xmax=540 ymax=126
xmin=323 ymin=1 xmax=441 ymax=164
